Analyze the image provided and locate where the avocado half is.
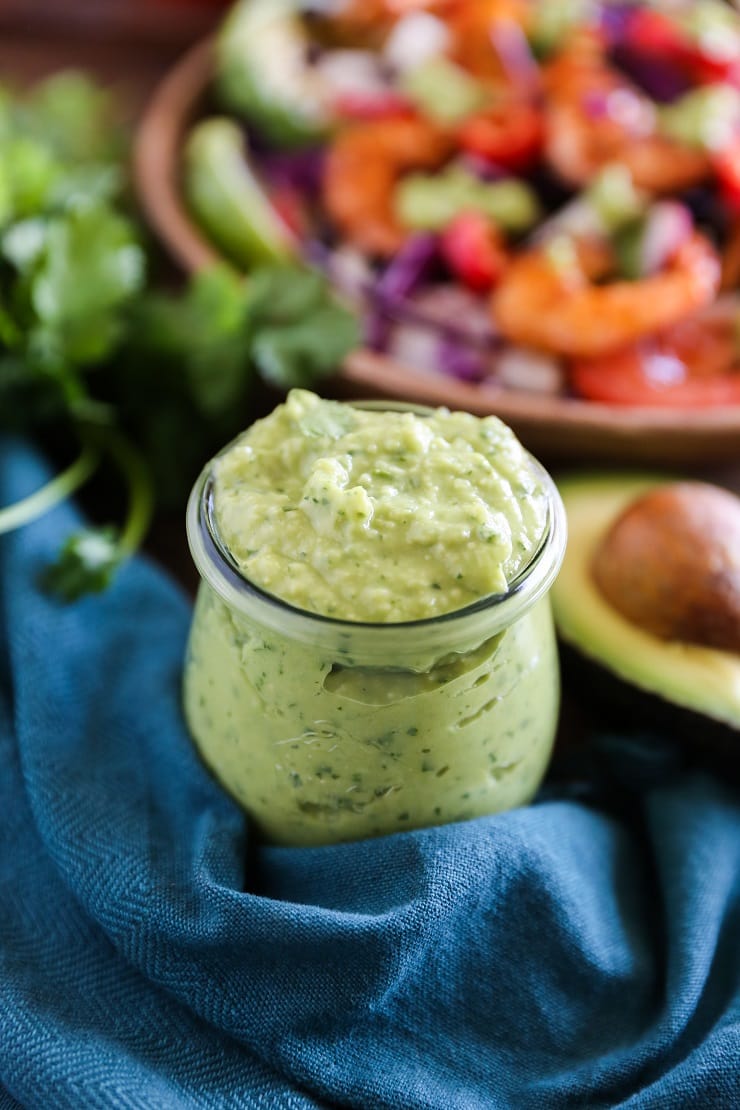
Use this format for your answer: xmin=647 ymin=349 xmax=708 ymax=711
xmin=551 ymin=473 xmax=740 ymax=759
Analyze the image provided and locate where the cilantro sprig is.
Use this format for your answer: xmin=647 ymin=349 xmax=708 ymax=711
xmin=0 ymin=72 xmax=360 ymax=599
xmin=41 ymin=427 xmax=153 ymax=601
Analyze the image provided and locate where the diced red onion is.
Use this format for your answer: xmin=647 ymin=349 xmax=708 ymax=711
xmin=383 ymin=12 xmax=451 ymax=75
xmin=528 ymin=197 xmax=605 ymax=245
xmin=602 ymin=87 xmax=654 ymax=133
xmin=386 ymin=320 xmax=446 ymax=372
xmin=495 ymin=347 xmax=565 ymax=395
xmin=326 ymin=245 xmax=375 ymax=305
xmin=401 ymin=284 xmax=500 ymax=348
xmin=640 ymin=201 xmax=693 ymax=275
xmin=369 ymin=279 xmax=501 ymax=376
xmin=490 ymin=19 xmax=540 ymax=92
xmin=315 ymin=50 xmax=389 ymax=99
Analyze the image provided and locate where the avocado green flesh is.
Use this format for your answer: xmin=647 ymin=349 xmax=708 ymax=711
xmin=216 ymin=0 xmax=331 ymax=148
xmin=184 ymin=118 xmax=293 ymax=269
xmin=551 ymin=474 xmax=740 ymax=731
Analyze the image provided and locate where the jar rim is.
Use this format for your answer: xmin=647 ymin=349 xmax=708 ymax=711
xmin=185 ymin=403 xmax=567 ymax=659
xmin=193 ymin=460 xmax=558 ymax=629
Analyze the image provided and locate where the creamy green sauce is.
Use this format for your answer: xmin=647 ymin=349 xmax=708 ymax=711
xmin=185 ymin=587 xmax=559 ymax=845
xmin=211 ymin=389 xmax=548 ymax=622
xmin=183 ymin=391 xmax=559 ymax=845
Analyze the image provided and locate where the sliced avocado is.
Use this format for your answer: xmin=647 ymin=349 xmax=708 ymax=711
xmin=183 ymin=118 xmax=294 ymax=269
xmin=400 ymin=57 xmax=488 ymax=126
xmin=551 ymin=473 xmax=740 ymax=754
xmin=658 ymin=85 xmax=740 ymax=152
xmin=216 ymin=0 xmax=331 ymax=148
xmin=395 ymin=166 xmax=541 ymax=235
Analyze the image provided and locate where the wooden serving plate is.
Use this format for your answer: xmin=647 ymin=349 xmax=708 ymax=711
xmin=133 ymin=37 xmax=740 ymax=466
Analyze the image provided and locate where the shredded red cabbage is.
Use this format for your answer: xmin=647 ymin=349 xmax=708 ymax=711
xmin=610 ymin=44 xmax=692 ymax=103
xmin=375 ymin=233 xmax=440 ymax=301
xmin=259 ymin=146 xmax=326 ymax=196
xmin=437 ymin=334 xmax=490 ymax=381
xmin=364 ymin=234 xmax=440 ymax=351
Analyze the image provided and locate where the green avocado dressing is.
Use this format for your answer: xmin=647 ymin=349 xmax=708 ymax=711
xmin=211 ymin=389 xmax=547 ymax=622
xmin=183 ymin=391 xmax=562 ymax=845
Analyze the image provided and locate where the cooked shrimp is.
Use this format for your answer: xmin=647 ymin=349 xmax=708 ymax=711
xmin=321 ymin=0 xmax=457 ymax=41
xmin=546 ymin=101 xmax=711 ymax=194
xmin=569 ymin=296 xmax=740 ymax=406
xmin=308 ymin=0 xmax=396 ymax=46
xmin=621 ymin=296 xmax=740 ymax=380
xmin=448 ymin=0 xmax=534 ymax=86
xmin=386 ymin=0 xmax=462 ymax=13
xmin=322 ymin=117 xmax=452 ymax=257
xmin=543 ymin=33 xmax=711 ymax=193
xmin=491 ymin=232 xmax=721 ymax=358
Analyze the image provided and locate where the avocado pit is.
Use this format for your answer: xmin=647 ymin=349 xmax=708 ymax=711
xmin=591 ymin=481 xmax=740 ymax=654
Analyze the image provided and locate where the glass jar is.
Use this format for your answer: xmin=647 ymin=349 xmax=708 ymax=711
xmin=182 ymin=415 xmax=567 ymax=847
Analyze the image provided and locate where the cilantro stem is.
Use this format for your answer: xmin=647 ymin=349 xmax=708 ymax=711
xmin=0 ymin=442 xmax=99 ymax=536
xmin=40 ymin=430 xmax=154 ymax=603
xmin=105 ymin=430 xmax=153 ymax=558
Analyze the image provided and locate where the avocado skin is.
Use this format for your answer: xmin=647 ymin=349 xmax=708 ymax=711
xmin=559 ymin=642 xmax=740 ymax=775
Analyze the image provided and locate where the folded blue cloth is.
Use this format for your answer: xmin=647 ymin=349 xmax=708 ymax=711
xmin=1 ymin=440 xmax=738 ymax=1109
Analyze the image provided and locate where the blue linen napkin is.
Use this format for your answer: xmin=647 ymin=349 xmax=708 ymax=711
xmin=1 ymin=439 xmax=738 ymax=1110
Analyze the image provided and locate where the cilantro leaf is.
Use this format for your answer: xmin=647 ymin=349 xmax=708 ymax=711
xmin=244 ymin=266 xmax=327 ymax=324
xmin=29 ymin=204 xmax=146 ymax=368
xmin=244 ymin=265 xmax=361 ymax=389
xmin=42 ymin=525 xmax=120 ymax=601
xmin=0 ymin=136 xmax=61 ymax=225
xmin=131 ymin=265 xmax=252 ymax=419
xmin=253 ymin=304 xmax=361 ymax=389
xmin=23 ymin=71 xmax=122 ymax=166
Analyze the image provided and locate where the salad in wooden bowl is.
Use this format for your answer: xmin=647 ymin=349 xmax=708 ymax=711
xmin=134 ymin=0 xmax=740 ymax=462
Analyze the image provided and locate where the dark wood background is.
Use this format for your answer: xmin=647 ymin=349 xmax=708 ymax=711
xmin=0 ymin=0 xmax=223 ymax=109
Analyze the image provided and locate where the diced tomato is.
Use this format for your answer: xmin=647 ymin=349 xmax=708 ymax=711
xmin=332 ymin=92 xmax=415 ymax=121
xmin=570 ymin=305 xmax=740 ymax=408
xmin=714 ymin=141 xmax=740 ymax=214
xmin=456 ymin=101 xmax=544 ymax=173
xmin=440 ymin=212 xmax=508 ymax=292
xmin=624 ymin=8 xmax=688 ymax=59
xmin=625 ymin=7 xmax=740 ymax=87
xmin=689 ymin=54 xmax=740 ymax=87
